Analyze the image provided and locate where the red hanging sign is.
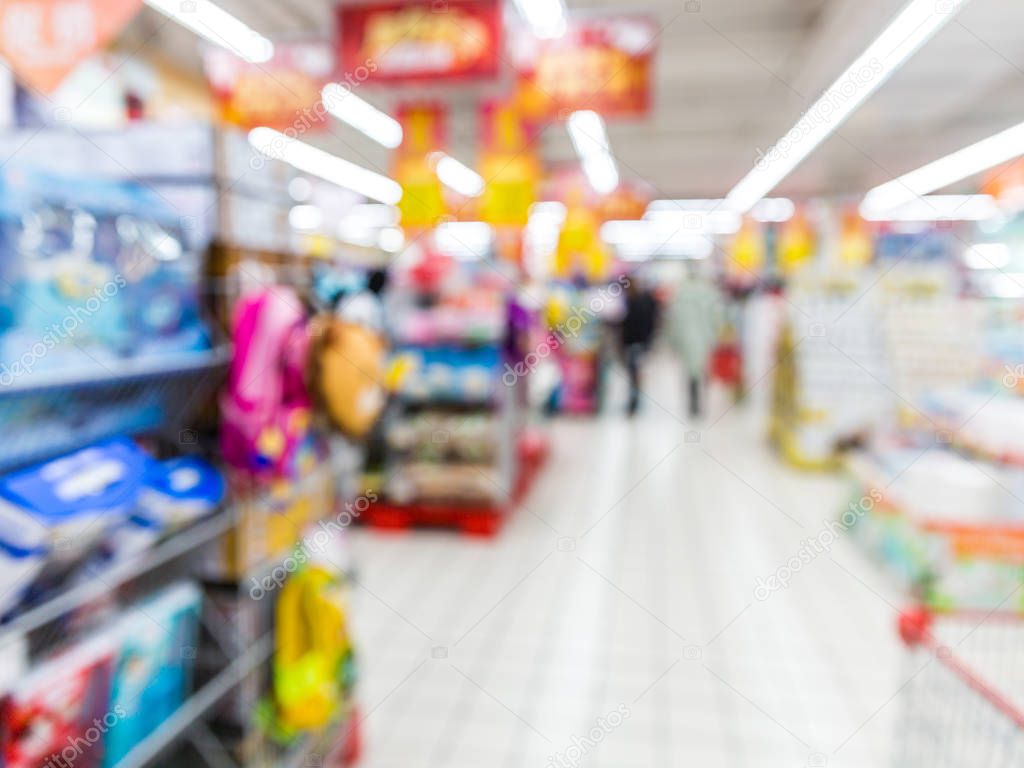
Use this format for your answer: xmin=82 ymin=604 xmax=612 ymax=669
xmin=515 ymin=16 xmax=656 ymax=119
xmin=337 ymin=0 xmax=502 ymax=83
xmin=0 ymin=0 xmax=143 ymax=94
xmin=204 ymin=41 xmax=334 ymax=132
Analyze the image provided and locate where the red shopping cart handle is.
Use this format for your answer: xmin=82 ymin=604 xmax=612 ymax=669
xmin=898 ymin=607 xmax=1024 ymax=730
xmin=898 ymin=607 xmax=933 ymax=646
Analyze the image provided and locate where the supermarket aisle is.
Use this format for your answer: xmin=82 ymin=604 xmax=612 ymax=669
xmin=349 ymin=358 xmax=904 ymax=767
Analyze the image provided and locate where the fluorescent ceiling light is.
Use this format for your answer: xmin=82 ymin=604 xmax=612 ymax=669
xmin=643 ymin=207 xmax=741 ymax=235
xmin=345 ymin=203 xmax=400 ymax=228
xmin=432 ymin=153 xmax=485 ymax=198
xmin=644 ymin=198 xmax=794 ymax=226
xmin=288 ymin=205 xmax=322 ymax=231
xmin=321 ymin=84 xmax=403 ymax=149
xmin=582 ymin=155 xmax=619 ymax=196
xmin=987 ymin=273 xmax=1024 ymax=298
xmin=513 ymin=0 xmax=567 ymax=39
xmin=725 ymin=0 xmax=971 ymax=213
xmin=568 ymin=110 xmax=620 ymax=195
xmin=964 ymin=243 xmax=1011 ymax=270
xmin=601 ymin=220 xmax=714 ymax=261
xmin=860 ymin=194 xmax=1000 ymax=221
xmin=377 ymin=227 xmax=405 ymax=253
xmin=568 ymin=110 xmax=610 ymax=160
xmin=862 ymin=120 xmax=1024 ymax=213
xmin=144 ymin=0 xmax=273 ymax=63
xmin=249 ymin=127 xmax=402 ymax=205
xmin=288 ymin=177 xmax=313 ymax=202
xmin=434 ymin=222 xmax=493 ymax=261
xmin=752 ymin=197 xmax=796 ymax=223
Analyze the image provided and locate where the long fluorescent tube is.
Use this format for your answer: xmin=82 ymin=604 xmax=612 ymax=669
xmin=860 ymin=194 xmax=1000 ymax=221
xmin=568 ymin=110 xmax=610 ymax=160
xmin=432 ymin=153 xmax=485 ymax=198
xmin=568 ymin=110 xmax=619 ymax=195
xmin=581 ymin=155 xmax=619 ymax=196
xmin=643 ymin=198 xmax=794 ymax=230
xmin=249 ymin=127 xmax=402 ymax=205
xmin=725 ymin=0 xmax=971 ymax=213
xmin=321 ymin=84 xmax=403 ymax=149
xmin=289 ymin=205 xmax=322 ymax=231
xmin=601 ymin=220 xmax=714 ymax=261
xmin=144 ymin=0 xmax=273 ymax=63
xmin=513 ymin=0 xmax=567 ymax=39
xmin=862 ymin=121 xmax=1024 ymax=213
xmin=434 ymin=222 xmax=494 ymax=261
xmin=964 ymin=243 xmax=1011 ymax=270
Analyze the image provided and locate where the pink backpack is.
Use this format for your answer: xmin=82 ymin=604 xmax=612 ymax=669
xmin=220 ymin=287 xmax=313 ymax=479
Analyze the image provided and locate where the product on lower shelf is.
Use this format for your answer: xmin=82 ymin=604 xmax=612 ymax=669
xmin=102 ymin=582 xmax=202 ymax=768
xmin=0 ymin=439 xmax=224 ymax=621
xmin=1 ymin=633 xmax=117 ymax=768
xmin=0 ymin=581 xmax=202 ymax=768
xmin=385 ymin=463 xmax=505 ymax=507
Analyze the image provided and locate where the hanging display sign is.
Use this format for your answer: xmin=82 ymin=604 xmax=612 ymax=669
xmin=0 ymin=0 xmax=143 ymax=94
xmin=392 ymin=102 xmax=447 ymax=230
xmin=597 ymin=179 xmax=652 ymax=221
xmin=515 ymin=16 xmax=656 ymax=120
xmin=204 ymin=41 xmax=334 ymax=132
xmin=478 ymin=100 xmax=539 ymax=229
xmin=337 ymin=0 xmax=502 ymax=84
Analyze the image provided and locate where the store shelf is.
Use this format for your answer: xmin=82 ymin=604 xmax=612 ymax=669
xmin=111 ymin=633 xmax=273 ymax=768
xmin=0 ymin=508 xmax=234 ymax=642
xmin=0 ymin=346 xmax=231 ymax=472
xmin=0 ymin=346 xmax=231 ymax=397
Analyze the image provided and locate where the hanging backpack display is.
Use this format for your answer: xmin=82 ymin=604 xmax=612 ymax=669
xmin=309 ymin=315 xmax=387 ymax=440
xmin=220 ymin=287 xmax=314 ymax=479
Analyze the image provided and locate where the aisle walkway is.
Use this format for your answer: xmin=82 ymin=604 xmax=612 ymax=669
xmin=349 ymin=359 xmax=904 ymax=767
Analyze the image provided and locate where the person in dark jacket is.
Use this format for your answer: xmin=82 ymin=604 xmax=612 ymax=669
xmin=619 ymin=279 xmax=659 ymax=415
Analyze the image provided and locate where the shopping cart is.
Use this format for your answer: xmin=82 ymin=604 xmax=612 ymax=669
xmin=895 ymin=607 xmax=1024 ymax=766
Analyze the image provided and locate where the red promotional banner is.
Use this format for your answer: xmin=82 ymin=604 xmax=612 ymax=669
xmin=204 ymin=41 xmax=334 ymax=132
xmin=337 ymin=0 xmax=501 ymax=83
xmin=0 ymin=0 xmax=143 ymax=94
xmin=515 ymin=16 xmax=656 ymax=119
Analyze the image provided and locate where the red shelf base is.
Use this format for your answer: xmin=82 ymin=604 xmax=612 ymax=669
xmin=360 ymin=431 xmax=550 ymax=537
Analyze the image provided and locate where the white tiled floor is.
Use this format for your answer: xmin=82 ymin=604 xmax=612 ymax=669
xmin=349 ymin=358 xmax=905 ymax=767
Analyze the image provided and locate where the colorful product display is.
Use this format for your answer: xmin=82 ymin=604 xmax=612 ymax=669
xmin=0 ymin=439 xmax=224 ymax=621
xmin=0 ymin=582 xmax=201 ymax=768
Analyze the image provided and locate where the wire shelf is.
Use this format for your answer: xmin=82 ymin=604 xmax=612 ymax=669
xmin=0 ymin=346 xmax=230 ymax=471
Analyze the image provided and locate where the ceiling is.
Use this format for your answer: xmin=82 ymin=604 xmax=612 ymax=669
xmin=118 ymin=0 xmax=1024 ymax=202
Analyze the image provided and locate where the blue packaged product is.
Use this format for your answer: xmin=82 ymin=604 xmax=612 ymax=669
xmin=0 ymin=438 xmax=150 ymax=566
xmin=102 ymin=582 xmax=202 ymax=768
xmin=138 ymin=456 xmax=226 ymax=530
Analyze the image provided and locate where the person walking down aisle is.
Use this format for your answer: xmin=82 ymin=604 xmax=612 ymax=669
xmin=667 ymin=264 xmax=724 ymax=419
xmin=619 ymin=278 xmax=659 ymax=415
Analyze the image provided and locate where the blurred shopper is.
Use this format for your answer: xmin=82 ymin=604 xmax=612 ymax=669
xmin=619 ymin=279 xmax=659 ymax=415
xmin=668 ymin=264 xmax=723 ymax=419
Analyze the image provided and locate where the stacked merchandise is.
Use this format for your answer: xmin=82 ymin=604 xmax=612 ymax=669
xmin=0 ymin=148 xmax=371 ymax=768
xmin=845 ymin=287 xmax=1024 ymax=610
xmin=769 ymin=272 xmax=891 ymax=468
xmin=542 ymin=283 xmax=613 ymax=415
xmin=365 ymin=250 xmax=542 ymax=535
xmin=769 ymin=256 xmax=962 ymax=468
